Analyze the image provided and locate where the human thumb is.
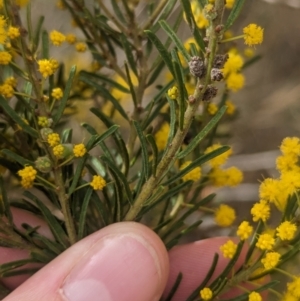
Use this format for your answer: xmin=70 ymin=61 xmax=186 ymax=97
xmin=3 ymin=222 xmax=169 ymax=301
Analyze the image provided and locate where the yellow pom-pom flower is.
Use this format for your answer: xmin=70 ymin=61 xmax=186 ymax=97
xmin=73 ymin=143 xmax=87 ymax=157
xmin=287 ymin=277 xmax=300 ymax=298
xmin=38 ymin=59 xmax=59 ymax=78
xmin=0 ymin=16 xmax=8 ymax=45
xmin=243 ymin=24 xmax=264 ymax=46
xmin=280 ymin=137 xmax=300 ymax=156
xmin=50 ymin=30 xmax=66 ymax=46
xmin=225 ymin=0 xmax=235 ymax=9
xmin=237 ymin=221 xmax=253 ymax=240
xmin=214 ymin=204 xmax=236 ymax=227
xmin=259 ymin=177 xmax=280 ymax=203
xmin=220 ymin=240 xmax=237 ymax=259
xmin=8 ymin=26 xmax=20 ymax=39
xmin=225 ymin=100 xmax=236 ymax=115
xmin=276 ymin=221 xmax=297 ymax=241
xmin=248 ymin=292 xmax=262 ymax=301
xmin=0 ymin=51 xmax=12 ymax=65
xmin=250 ymin=200 xmax=270 ymax=222
xmin=18 ymin=166 xmax=37 ymax=189
xmin=75 ymin=42 xmax=87 ymax=52
xmin=51 ymin=87 xmax=63 ymax=100
xmin=205 ymin=143 xmax=232 ymax=168
xmin=47 ymin=133 xmax=60 ymax=147
xmin=65 ymin=33 xmax=77 ymax=44
xmin=226 ymin=72 xmax=245 ymax=92
xmin=52 ymin=144 xmax=65 ymax=158
xmin=261 ymin=252 xmax=280 ymax=270
xmin=179 ymin=161 xmax=201 ymax=182
xmin=90 ymin=175 xmax=106 ymax=190
xmin=0 ymin=83 xmax=14 ymax=98
xmin=256 ymin=233 xmax=275 ymax=251
xmin=207 ymin=103 xmax=218 ymax=115
xmin=200 ymin=287 xmax=213 ymax=300
xmin=155 ymin=122 xmax=170 ymax=151
xmin=167 ymin=86 xmax=178 ymax=100
xmin=222 ymin=52 xmax=244 ymax=77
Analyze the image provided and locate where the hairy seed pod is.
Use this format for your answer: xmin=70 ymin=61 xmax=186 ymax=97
xmin=211 ymin=68 xmax=224 ymax=81
xmin=40 ymin=127 xmax=53 ymax=141
xmin=189 ymin=56 xmax=206 ymax=78
xmin=202 ymin=85 xmax=218 ymax=101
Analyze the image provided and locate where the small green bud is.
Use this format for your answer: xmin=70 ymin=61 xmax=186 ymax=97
xmin=40 ymin=128 xmax=53 ymax=140
xmin=35 ymin=156 xmax=52 ymax=173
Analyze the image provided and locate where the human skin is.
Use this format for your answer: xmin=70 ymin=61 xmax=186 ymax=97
xmin=0 ymin=209 xmax=254 ymax=301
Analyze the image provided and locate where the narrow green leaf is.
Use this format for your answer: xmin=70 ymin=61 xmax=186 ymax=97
xmin=150 ymin=0 xmax=178 ymax=33
xmin=186 ymin=254 xmax=219 ymax=301
xmin=90 ymin=190 xmax=110 ymax=226
xmin=120 ymin=34 xmax=138 ymax=76
xmin=144 ymin=29 xmax=175 ymax=77
xmin=61 ymin=128 xmax=72 ymax=143
xmin=146 ymin=134 xmax=158 ymax=177
xmin=211 ymin=241 xmax=244 ymax=291
xmin=23 ymin=191 xmax=69 ymax=249
xmin=196 ymin=0 xmax=206 ymax=9
xmin=1 ymin=267 xmax=40 ymax=278
xmin=164 ymin=273 xmax=183 ymax=301
xmin=166 ymin=219 xmax=203 ymax=249
xmin=0 ymin=259 xmax=37 ymax=273
xmin=180 ymin=0 xmax=206 ymax=53
xmin=166 ymin=96 xmax=177 ymax=148
xmin=159 ymin=20 xmax=191 ymax=62
xmin=53 ymin=65 xmax=77 ymax=125
xmin=33 ymin=16 xmax=44 ymax=52
xmin=140 ymin=181 xmax=193 ymax=217
xmin=101 ymin=156 xmax=133 ymax=205
xmin=111 ymin=0 xmax=126 ymax=23
xmin=1 ymin=149 xmax=33 ymax=166
xmin=242 ymin=55 xmax=262 ymax=70
xmin=95 ymin=125 xmax=120 ymax=145
xmin=147 ymin=60 xmax=165 ymax=87
xmin=68 ymin=156 xmax=89 ymax=196
xmin=222 ymin=281 xmax=279 ymax=301
xmin=172 ymin=59 xmax=186 ymax=130
xmin=32 ymin=233 xmax=64 ymax=255
xmin=164 ymin=146 xmax=230 ymax=185
xmin=124 ymin=62 xmax=138 ymax=108
xmin=133 ymin=120 xmax=149 ymax=180
xmin=0 ymin=177 xmax=13 ymax=225
xmin=177 ymin=105 xmax=227 ymax=159
xmin=224 ymin=0 xmax=246 ymax=31
xmin=81 ymin=77 xmax=129 ymax=121
xmin=81 ymin=122 xmax=97 ymax=135
xmin=41 ymin=30 xmax=49 ymax=59
xmin=0 ymin=96 xmax=38 ymax=138
xmin=78 ymin=187 xmax=93 ymax=240
xmin=79 ymin=71 xmax=130 ymax=93
xmin=162 ymin=194 xmax=215 ymax=239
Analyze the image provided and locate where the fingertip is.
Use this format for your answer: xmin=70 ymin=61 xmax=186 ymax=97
xmin=4 ymin=222 xmax=169 ymax=301
xmin=163 ymin=237 xmax=248 ymax=301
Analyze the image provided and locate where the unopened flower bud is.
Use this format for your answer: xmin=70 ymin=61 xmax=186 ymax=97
xmin=211 ymin=68 xmax=224 ymax=81
xmin=40 ymin=128 xmax=53 ymax=140
xmin=213 ymin=54 xmax=229 ymax=69
xmin=202 ymin=85 xmax=218 ymax=101
xmin=189 ymin=56 xmax=205 ymax=78
xmin=35 ymin=156 xmax=52 ymax=173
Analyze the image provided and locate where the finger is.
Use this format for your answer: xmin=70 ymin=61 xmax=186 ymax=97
xmin=3 ymin=222 xmax=169 ymax=301
xmin=0 ymin=208 xmax=52 ymax=290
xmin=163 ymin=237 xmax=248 ymax=301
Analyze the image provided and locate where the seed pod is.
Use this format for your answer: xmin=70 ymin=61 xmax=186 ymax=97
xmin=35 ymin=156 xmax=52 ymax=173
xmin=211 ymin=68 xmax=224 ymax=81
xmin=202 ymin=85 xmax=218 ymax=101
xmin=189 ymin=56 xmax=206 ymax=78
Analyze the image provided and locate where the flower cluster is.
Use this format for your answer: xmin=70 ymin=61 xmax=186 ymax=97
xmin=179 ymin=161 xmax=201 ymax=182
xmin=90 ymin=175 xmax=106 ymax=190
xmin=38 ymin=59 xmax=59 ymax=78
xmin=17 ymin=166 xmax=37 ymax=189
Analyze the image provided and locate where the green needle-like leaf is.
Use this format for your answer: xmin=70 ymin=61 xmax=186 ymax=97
xmin=224 ymin=0 xmax=246 ymax=31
